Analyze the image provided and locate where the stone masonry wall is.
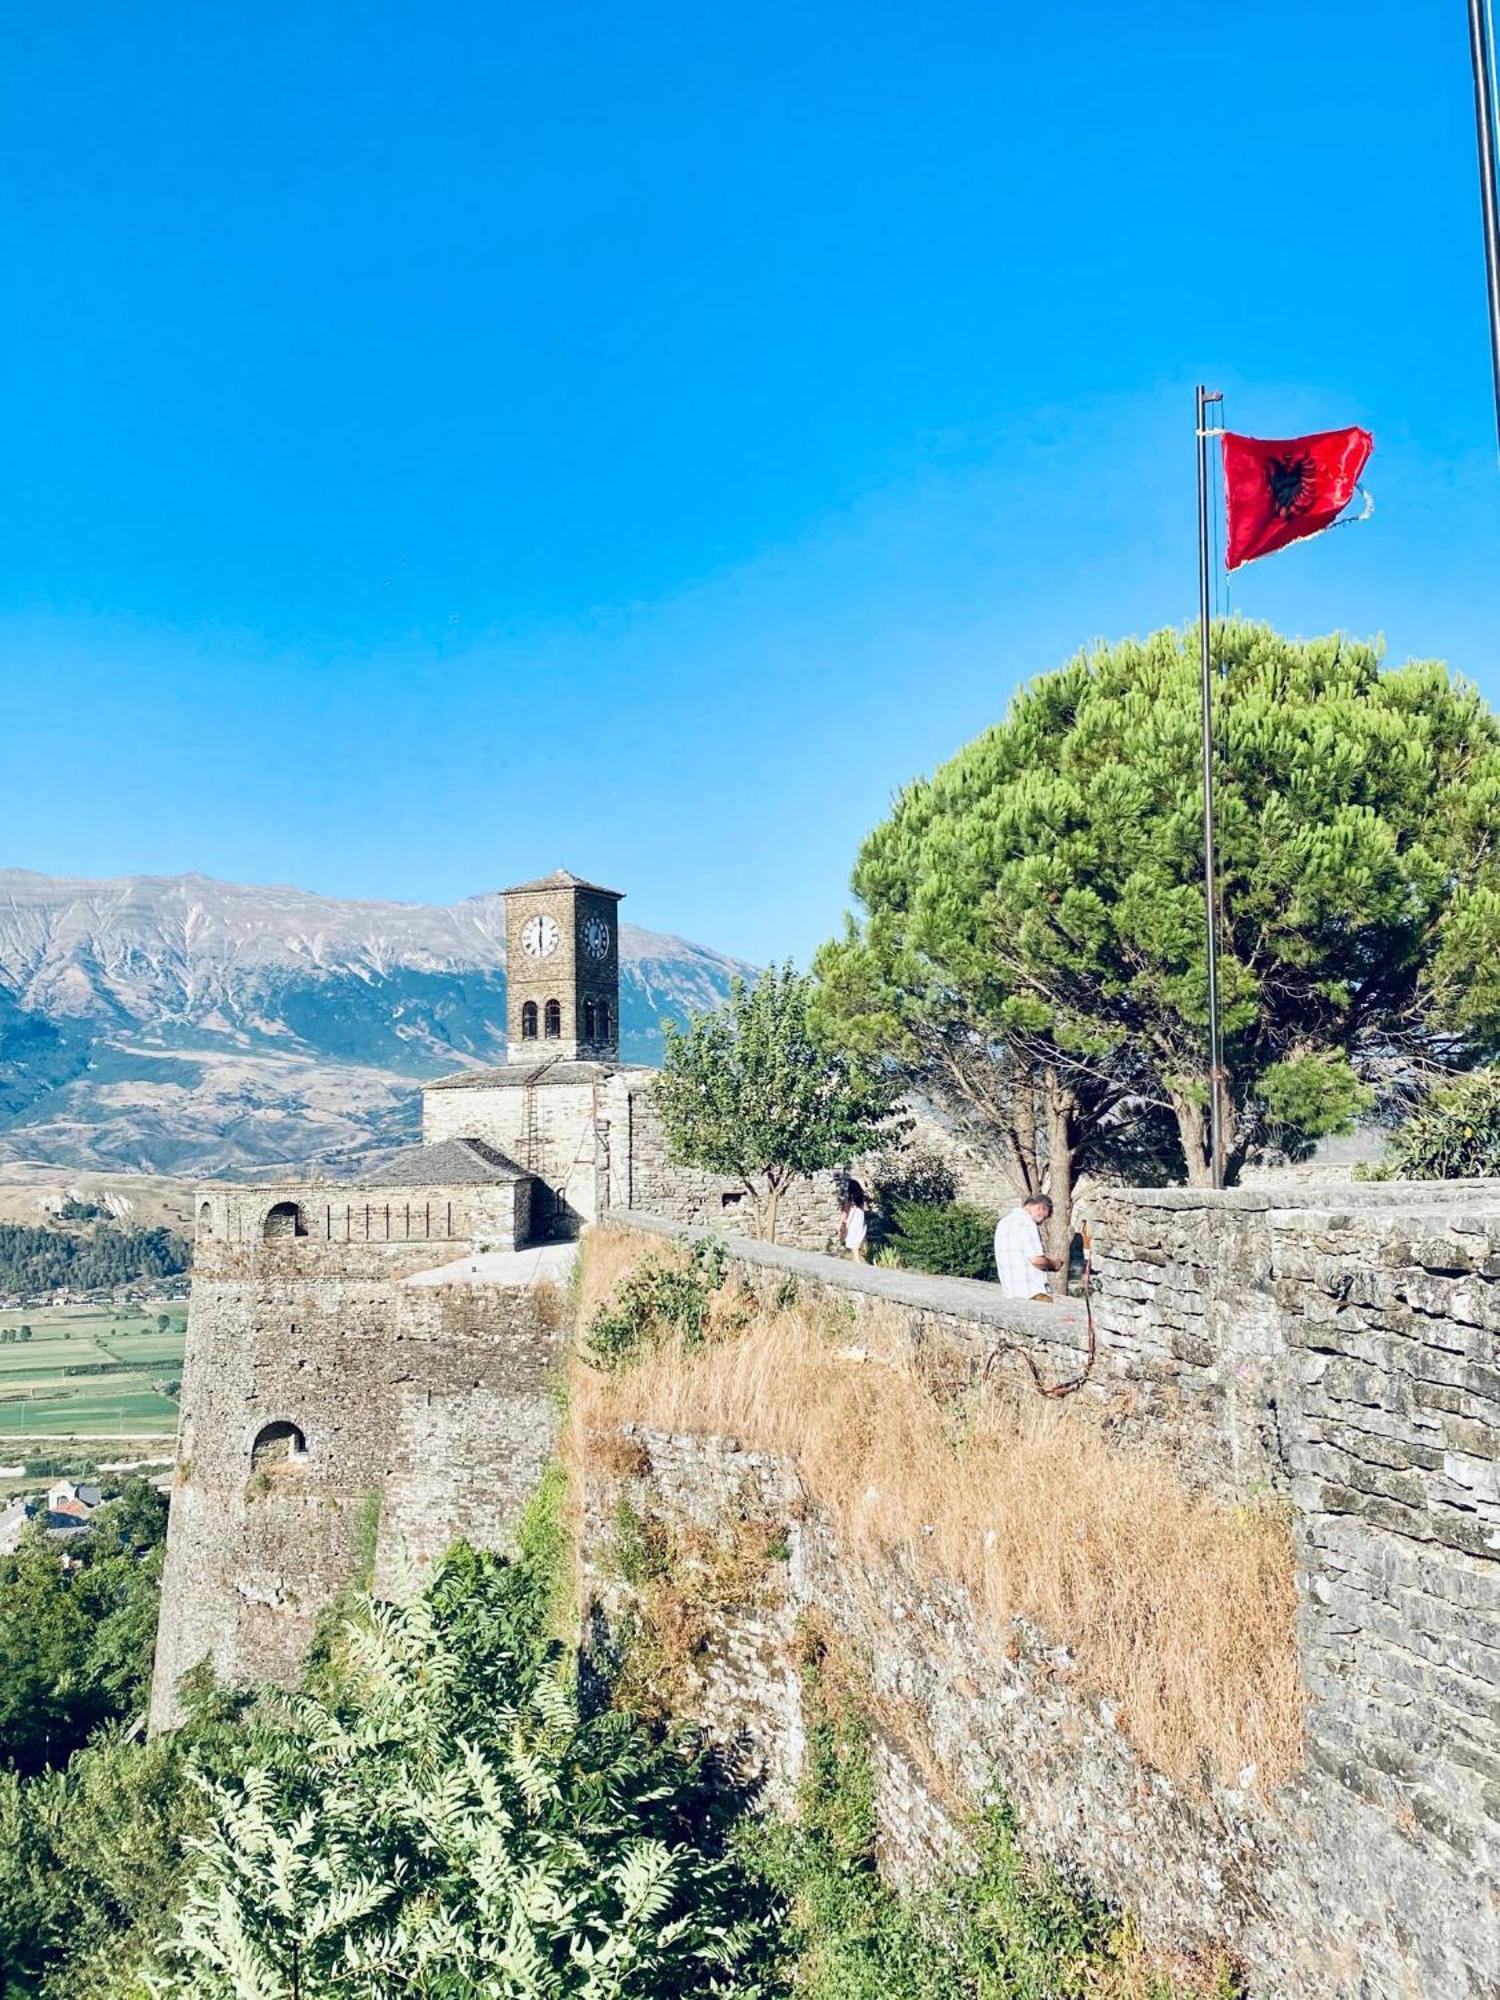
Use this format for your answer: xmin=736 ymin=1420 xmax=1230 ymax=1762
xmin=585 ymin=1197 xmax=1500 ymax=1999
xmin=423 ymin=1073 xmax=614 ymax=1233
xmin=1090 ymin=1184 xmax=1500 ymax=1942
xmin=619 ymin=1085 xmax=841 ymax=1252
xmin=150 ymin=1210 xmax=565 ymax=1730
xmin=617 ymin=1084 xmax=1025 ymax=1256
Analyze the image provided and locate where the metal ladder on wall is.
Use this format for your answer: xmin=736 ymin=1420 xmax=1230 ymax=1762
xmin=520 ymin=1054 xmax=562 ymax=1234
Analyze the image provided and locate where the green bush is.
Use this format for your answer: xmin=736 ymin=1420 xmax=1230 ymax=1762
xmin=586 ymin=1241 xmax=729 ymax=1368
xmin=869 ymin=1149 xmax=958 ymax=1211
xmin=1378 ymin=1067 xmax=1500 ymax=1180
xmin=886 ymin=1200 xmax=997 ymax=1280
xmin=145 ymin=1544 xmax=777 ymax=1999
xmin=0 ymin=1479 xmax=169 ymax=1775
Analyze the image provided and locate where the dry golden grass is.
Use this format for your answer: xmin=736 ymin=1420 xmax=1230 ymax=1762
xmin=572 ymin=1221 xmax=672 ymax=1326
xmin=569 ymin=1226 xmax=1303 ymax=1791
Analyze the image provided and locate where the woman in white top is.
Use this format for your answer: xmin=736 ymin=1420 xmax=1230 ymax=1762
xmin=839 ymin=1178 xmax=869 ymax=1261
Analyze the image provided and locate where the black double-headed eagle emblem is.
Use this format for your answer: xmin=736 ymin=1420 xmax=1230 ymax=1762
xmin=1263 ymin=452 xmax=1315 ymax=519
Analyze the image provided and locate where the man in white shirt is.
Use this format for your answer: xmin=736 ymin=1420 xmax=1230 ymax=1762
xmin=993 ymin=1193 xmax=1061 ymax=1299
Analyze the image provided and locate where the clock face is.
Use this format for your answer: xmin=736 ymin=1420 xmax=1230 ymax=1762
xmin=521 ymin=913 xmax=560 ymax=959
xmin=581 ymin=913 xmax=611 ymax=960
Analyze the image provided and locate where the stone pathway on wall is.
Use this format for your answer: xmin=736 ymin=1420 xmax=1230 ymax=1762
xmin=401 ymin=1241 xmax=578 ymax=1289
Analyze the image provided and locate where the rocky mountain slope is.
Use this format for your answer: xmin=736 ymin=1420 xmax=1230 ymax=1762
xmin=0 ymin=871 xmax=751 ymax=1177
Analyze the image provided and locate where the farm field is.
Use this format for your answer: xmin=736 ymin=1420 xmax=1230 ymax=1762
xmin=0 ymin=1301 xmax=186 ymax=1446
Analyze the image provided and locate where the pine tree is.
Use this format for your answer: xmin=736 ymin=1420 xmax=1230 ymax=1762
xmin=817 ymin=623 xmax=1500 ymax=1190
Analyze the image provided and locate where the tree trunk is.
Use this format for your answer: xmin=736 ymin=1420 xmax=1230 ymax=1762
xmin=1172 ymin=1091 xmax=1214 ymax=1186
xmin=1010 ymin=1052 xmax=1042 ymax=1197
xmin=1042 ymin=1067 xmax=1076 ymax=1293
xmin=761 ymin=1176 xmax=782 ymax=1245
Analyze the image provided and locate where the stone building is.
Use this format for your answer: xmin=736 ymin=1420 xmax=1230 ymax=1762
xmin=150 ymin=868 xmax=896 ymax=1725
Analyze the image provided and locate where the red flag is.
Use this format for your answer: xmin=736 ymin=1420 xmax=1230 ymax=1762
xmin=1220 ymin=425 xmax=1373 ymax=569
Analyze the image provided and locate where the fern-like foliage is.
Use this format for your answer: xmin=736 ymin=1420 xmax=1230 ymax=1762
xmin=142 ymin=1546 xmax=778 ymax=1998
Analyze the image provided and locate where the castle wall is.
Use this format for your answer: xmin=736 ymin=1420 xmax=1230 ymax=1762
xmin=1089 ymin=1183 xmax=1500 ymax=1912
xmin=618 ymin=1083 xmax=841 ymax=1250
xmin=150 ymin=1189 xmax=565 ymax=1731
xmin=197 ymin=1176 xmax=529 ymax=1265
xmin=584 ymin=1195 xmax=1500 ymax=2000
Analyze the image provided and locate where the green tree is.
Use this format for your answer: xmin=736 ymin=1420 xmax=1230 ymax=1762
xmin=155 ymin=1314 xmax=171 ymax=1334
xmin=0 ymin=1480 xmax=168 ymax=1774
xmin=18 ymin=1327 xmax=32 ymax=1343
xmin=1374 ymin=1066 xmax=1500 ymax=1179
xmin=0 ymin=1674 xmax=253 ymax=2000
xmin=654 ymin=965 xmax=900 ymax=1242
xmin=818 ymin=624 xmax=1500 ymax=1191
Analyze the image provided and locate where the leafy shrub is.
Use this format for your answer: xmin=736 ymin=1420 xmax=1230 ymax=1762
xmin=869 ymin=1148 xmax=958 ymax=1212
xmin=145 ymin=1544 xmax=777 ymax=1999
xmin=886 ymin=1200 xmax=997 ymax=1280
xmin=1377 ymin=1067 xmax=1500 ymax=1180
xmin=586 ymin=1241 xmax=729 ymax=1368
xmin=741 ymin=1648 xmax=1230 ymax=1999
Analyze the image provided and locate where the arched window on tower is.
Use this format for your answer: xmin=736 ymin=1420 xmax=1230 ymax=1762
xmin=521 ymin=1000 xmax=538 ymax=1040
xmin=544 ymin=999 xmax=562 ymax=1039
xmin=583 ymin=999 xmax=597 ymax=1040
xmin=263 ymin=1201 xmax=308 ymax=1241
xmin=251 ymin=1420 xmax=306 ymax=1469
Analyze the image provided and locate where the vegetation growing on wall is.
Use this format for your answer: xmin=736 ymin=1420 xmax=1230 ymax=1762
xmin=744 ymin=1633 xmax=1240 ymax=2000
xmin=568 ymin=1227 xmax=1302 ymax=1790
xmin=587 ymin=1240 xmax=731 ymax=1369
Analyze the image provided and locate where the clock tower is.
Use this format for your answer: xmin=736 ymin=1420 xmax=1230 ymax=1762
xmin=503 ymin=869 xmax=623 ymax=1065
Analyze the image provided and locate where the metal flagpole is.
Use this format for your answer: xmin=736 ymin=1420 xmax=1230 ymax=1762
xmin=1196 ymin=385 xmax=1226 ymax=1189
xmin=1469 ymin=0 xmax=1500 ymax=455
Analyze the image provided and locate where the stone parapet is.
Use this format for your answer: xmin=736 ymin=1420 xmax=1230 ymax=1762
xmin=590 ymin=1185 xmax=1500 ymax=1998
xmin=603 ymin=1206 xmax=1092 ymax=1386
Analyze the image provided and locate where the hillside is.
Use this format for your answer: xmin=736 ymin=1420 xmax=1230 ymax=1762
xmin=0 ymin=870 xmax=751 ymax=1177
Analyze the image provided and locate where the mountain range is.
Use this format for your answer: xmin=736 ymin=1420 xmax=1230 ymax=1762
xmin=0 ymin=870 xmax=752 ymax=1178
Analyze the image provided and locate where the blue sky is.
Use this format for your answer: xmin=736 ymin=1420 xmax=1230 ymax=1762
xmin=4 ymin=2 xmax=1499 ymax=964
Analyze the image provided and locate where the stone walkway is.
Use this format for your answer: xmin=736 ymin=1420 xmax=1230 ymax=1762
xmin=400 ymin=1240 xmax=578 ymax=1290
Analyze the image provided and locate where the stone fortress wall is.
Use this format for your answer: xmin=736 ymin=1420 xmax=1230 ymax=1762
xmin=584 ymin=1186 xmax=1500 ymax=2000
xmin=148 ymin=1180 xmax=565 ymax=1730
xmin=148 ymin=868 xmax=1498 ymax=1992
xmin=151 ymin=866 xmax=1026 ymax=1725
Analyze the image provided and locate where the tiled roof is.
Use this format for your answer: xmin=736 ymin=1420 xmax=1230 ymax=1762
xmin=498 ymin=868 xmax=624 ymax=899
xmin=362 ymin=1136 xmax=530 ymax=1186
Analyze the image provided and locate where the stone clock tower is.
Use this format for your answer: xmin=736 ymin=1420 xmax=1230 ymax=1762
xmin=503 ymin=869 xmax=623 ymax=1064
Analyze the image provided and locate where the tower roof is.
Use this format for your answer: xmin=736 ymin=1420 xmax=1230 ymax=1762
xmin=362 ymin=1136 xmax=530 ymax=1186
xmin=500 ymin=867 xmax=624 ymax=899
